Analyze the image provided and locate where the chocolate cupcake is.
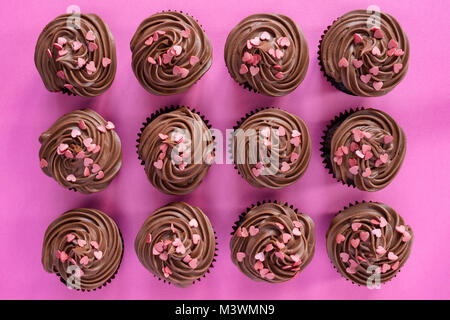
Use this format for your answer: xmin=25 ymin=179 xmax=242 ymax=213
xmin=319 ymin=9 xmax=409 ymax=96
xmin=42 ymin=208 xmax=123 ymax=291
xmin=224 ymin=13 xmax=309 ymax=96
xmin=135 ymin=202 xmax=217 ymax=288
xmin=230 ymin=201 xmax=315 ymax=283
xmin=137 ymin=106 xmax=214 ymax=195
xmin=326 ymin=202 xmax=413 ymax=287
xmin=232 ymin=108 xmax=311 ymax=189
xmin=39 ymin=109 xmax=122 ymax=194
xmin=320 ymin=108 xmax=406 ymax=192
xmin=130 ymin=11 xmax=212 ymax=95
xmin=34 ymin=13 xmax=117 ymax=97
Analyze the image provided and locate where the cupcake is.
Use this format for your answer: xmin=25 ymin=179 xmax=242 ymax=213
xmin=232 ymin=108 xmax=311 ymax=189
xmin=326 ymin=201 xmax=413 ymax=287
xmin=319 ymin=9 xmax=409 ymax=96
xmin=320 ymin=108 xmax=406 ymax=192
xmin=39 ymin=109 xmax=122 ymax=194
xmin=230 ymin=200 xmax=315 ymax=283
xmin=224 ymin=13 xmax=309 ymax=96
xmin=42 ymin=208 xmax=123 ymax=291
xmin=137 ymin=106 xmax=214 ymax=195
xmin=130 ymin=11 xmax=212 ymax=95
xmin=135 ymin=202 xmax=217 ymax=288
xmin=34 ymin=13 xmax=117 ymax=97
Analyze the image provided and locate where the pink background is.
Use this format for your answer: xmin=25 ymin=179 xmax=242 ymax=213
xmin=0 ymin=0 xmax=449 ymax=300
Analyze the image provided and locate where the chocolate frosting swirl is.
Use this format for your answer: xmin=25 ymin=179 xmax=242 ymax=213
xmin=42 ymin=208 xmax=123 ymax=291
xmin=135 ymin=202 xmax=216 ymax=288
xmin=230 ymin=201 xmax=315 ymax=283
xmin=328 ymin=108 xmax=406 ymax=191
xmin=320 ymin=10 xmax=409 ymax=96
xmin=224 ymin=13 xmax=309 ymax=96
xmin=130 ymin=11 xmax=212 ymax=95
xmin=137 ymin=107 xmax=214 ymax=195
xmin=39 ymin=109 xmax=122 ymax=194
xmin=233 ymin=108 xmax=311 ymax=189
xmin=326 ymin=202 xmax=413 ymax=286
xmin=34 ymin=13 xmax=117 ymax=97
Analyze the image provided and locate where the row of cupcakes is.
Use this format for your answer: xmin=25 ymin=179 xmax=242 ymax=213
xmin=39 ymin=106 xmax=406 ymax=194
xmin=42 ymin=200 xmax=413 ymax=291
xmin=35 ymin=10 xmax=409 ymax=98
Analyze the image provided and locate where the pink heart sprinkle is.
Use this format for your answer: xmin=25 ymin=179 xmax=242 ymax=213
xmin=249 ymin=226 xmax=259 ymax=236
xmin=280 ymin=161 xmax=290 ymax=172
xmin=371 ymin=46 xmax=381 ymax=56
xmin=379 ymin=217 xmax=387 ymax=228
xmin=394 ymin=48 xmax=404 ymax=56
xmin=292 ymin=228 xmax=302 ymax=236
xmin=265 ymin=244 xmax=274 ymax=252
xmin=189 ymin=219 xmax=199 ymax=228
xmin=352 ymin=223 xmax=362 ymax=231
xmin=66 ymin=234 xmax=75 ymax=242
xmin=290 ymin=152 xmax=299 ymax=163
xmin=40 ymin=158 xmax=48 ymax=168
xmin=251 ymin=54 xmax=261 ymax=65
xmin=163 ymin=266 xmax=172 ymax=278
xmin=349 ymin=166 xmax=359 ymax=175
xmin=361 ymin=144 xmax=371 ymax=154
xmin=239 ymin=64 xmax=248 ymax=74
xmin=251 ymin=167 xmax=261 ymax=177
xmin=372 ymin=229 xmax=382 ymax=237
xmin=158 ymin=133 xmax=168 ymax=140
xmin=85 ymin=61 xmax=96 ymax=73
xmin=350 ymin=142 xmax=359 ymax=152
xmin=352 ymin=59 xmax=363 ymax=68
xmin=392 ymin=261 xmax=400 ymax=270
xmin=66 ymin=174 xmax=76 ymax=182
xmin=190 ymin=55 xmax=200 ymax=66
xmin=93 ymin=250 xmax=103 ymax=260
xmin=387 ymin=48 xmax=396 ymax=56
xmin=84 ymin=158 xmax=93 ymax=167
xmin=402 ymin=231 xmax=412 ymax=242
xmin=393 ymin=63 xmax=403 ymax=74
xmin=249 ymin=66 xmax=260 ymax=76
xmin=56 ymin=70 xmax=65 ymax=80
xmin=376 ymin=246 xmax=387 ymax=255
xmin=102 ymin=57 xmax=112 ymax=67
xmin=88 ymin=42 xmax=98 ymax=52
xmin=338 ymin=57 xmax=349 ymax=68
xmin=290 ymin=136 xmax=300 ymax=147
xmin=277 ymin=37 xmax=290 ymax=47
xmin=192 ymin=234 xmax=201 ymax=244
xmin=274 ymin=72 xmax=284 ymax=79
xmin=255 ymin=252 xmax=265 ymax=262
xmin=242 ymin=51 xmax=253 ymax=63
xmin=373 ymin=28 xmax=384 ymax=39
xmin=380 ymin=153 xmax=389 ymax=163
xmin=71 ymin=128 xmax=81 ymax=138
xmin=236 ymin=252 xmax=246 ymax=262
xmin=373 ymin=81 xmax=383 ymax=91
xmin=362 ymin=167 xmax=372 ymax=177
xmin=147 ymin=56 xmax=156 ymax=65
xmin=97 ymin=125 xmax=106 ymax=133
xmin=381 ymin=263 xmax=391 ymax=273
xmin=78 ymin=120 xmax=87 ymax=130
xmin=64 ymin=150 xmax=74 ymax=159
xmin=336 ymin=233 xmax=345 ymax=244
xmin=180 ymin=28 xmax=191 ymax=38
xmin=91 ymin=163 xmax=101 ymax=173
xmin=183 ymin=254 xmax=192 ymax=263
xmin=86 ymin=30 xmax=95 ymax=41
xmin=388 ymin=39 xmax=398 ymax=49
xmin=275 ymin=251 xmax=285 ymax=259
xmin=77 ymin=239 xmax=86 ymax=247
xmin=54 ymin=43 xmax=63 ymax=50
xmin=72 ymin=41 xmax=82 ymax=51
xmin=153 ymin=242 xmax=164 ymax=253
xmin=58 ymin=49 xmax=68 ymax=57
xmin=369 ymin=66 xmax=379 ymax=76
xmin=91 ymin=241 xmax=99 ymax=249
xmin=346 ymin=267 xmax=357 ymax=274
xmin=275 ymin=49 xmax=284 ymax=59
xmin=360 ymin=231 xmax=370 ymax=242
xmin=79 ymin=256 xmax=89 ymax=265
xmin=384 ymin=135 xmax=394 ymax=144
xmin=360 ymin=74 xmax=371 ymax=83
xmin=282 ymin=233 xmax=291 ymax=243
xmin=144 ymin=36 xmax=154 ymax=46
xmin=351 ymin=238 xmax=360 ymax=248
xmin=260 ymin=31 xmax=271 ymax=41
xmin=95 ymin=171 xmax=104 ymax=179
xmin=172 ymin=45 xmax=182 ymax=56
xmin=340 ymin=252 xmax=350 ymax=262
xmin=57 ymin=37 xmax=67 ymax=45
xmin=353 ymin=33 xmax=363 ymax=44
xmin=46 ymin=48 xmax=52 ymax=58
xmin=395 ymin=225 xmax=406 ymax=233
xmin=104 ymin=121 xmax=115 ymax=130
xmin=250 ymin=36 xmax=261 ymax=46
xmin=83 ymin=167 xmax=90 ymax=177
xmin=388 ymin=252 xmax=398 ymax=261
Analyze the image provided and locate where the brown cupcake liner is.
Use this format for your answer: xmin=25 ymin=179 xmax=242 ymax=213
xmin=136 ymin=105 xmax=216 ymax=166
xmin=61 ymin=87 xmax=76 ymax=96
xmin=320 ymin=107 xmax=365 ymax=189
xmin=55 ymin=229 xmax=124 ymax=292
xmin=317 ymin=19 xmax=356 ymax=96
xmin=327 ymin=200 xmax=402 ymax=287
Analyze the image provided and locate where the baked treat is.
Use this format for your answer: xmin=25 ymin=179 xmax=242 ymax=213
xmin=137 ymin=106 xmax=214 ymax=195
xmin=130 ymin=11 xmax=212 ymax=95
xmin=42 ymin=208 xmax=123 ymax=291
xmin=39 ymin=109 xmax=122 ymax=193
xmin=321 ymin=108 xmax=406 ymax=191
xmin=319 ymin=9 xmax=409 ymax=96
xmin=34 ymin=13 xmax=117 ymax=97
xmin=224 ymin=13 xmax=309 ymax=96
xmin=230 ymin=201 xmax=315 ymax=283
xmin=232 ymin=108 xmax=311 ymax=189
xmin=135 ymin=202 xmax=217 ymax=288
xmin=326 ymin=202 xmax=413 ymax=286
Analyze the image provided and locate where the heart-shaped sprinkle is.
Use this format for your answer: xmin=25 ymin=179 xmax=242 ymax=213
xmin=77 ymin=239 xmax=86 ymax=247
xmin=66 ymin=174 xmax=76 ymax=182
xmin=352 ymin=223 xmax=362 ymax=231
xmin=147 ymin=57 xmax=156 ymax=65
xmin=292 ymin=228 xmax=302 ymax=236
xmin=282 ymin=233 xmax=291 ymax=243
xmin=352 ymin=59 xmax=363 ymax=68
xmin=53 ymin=43 xmax=63 ymax=50
xmin=360 ymin=74 xmax=371 ymax=83
xmin=290 ymin=152 xmax=299 ymax=163
xmin=85 ymin=61 xmax=96 ymax=74
xmin=90 ymin=241 xmax=99 ymax=249
xmin=250 ymin=36 xmax=261 ymax=47
xmin=84 ymin=158 xmax=93 ymax=167
xmin=373 ymin=81 xmax=383 ymax=91
xmin=83 ymin=167 xmax=90 ymax=177
xmin=277 ymin=37 xmax=290 ymax=47
xmin=180 ymin=28 xmax=191 ymax=38
xmin=260 ymin=31 xmax=271 ymax=41
xmin=57 ymin=37 xmax=67 ymax=45
xmin=290 ymin=136 xmax=300 ymax=147
xmin=92 ymin=250 xmax=102 ymax=260
xmin=249 ymin=66 xmax=260 ymax=76
xmin=380 ymin=153 xmax=389 ymax=163
xmin=376 ymin=246 xmax=387 ymax=255
xmin=351 ymin=238 xmax=360 ymax=248
xmin=379 ymin=217 xmax=387 ymax=228
xmin=251 ymin=167 xmax=261 ymax=177
xmin=274 ymin=72 xmax=284 ymax=79
xmin=392 ymin=261 xmax=400 ymax=270
xmin=369 ymin=66 xmax=379 ymax=76
xmin=95 ymin=171 xmax=104 ymax=179
xmin=393 ymin=63 xmax=403 ymax=74
xmin=56 ymin=70 xmax=65 ymax=80
xmin=72 ymin=41 xmax=82 ymax=51
xmin=265 ymin=244 xmax=274 ymax=252
xmin=192 ymin=234 xmax=201 ymax=245
xmin=91 ymin=163 xmax=101 ymax=173
xmin=340 ymin=252 xmax=350 ymax=262
xmin=388 ymin=39 xmax=398 ymax=49
xmin=102 ymin=57 xmax=111 ymax=67
xmin=275 ymin=251 xmax=285 ymax=259
xmin=388 ymin=252 xmax=398 ymax=261
xmin=144 ymin=36 xmax=154 ymax=46
xmin=402 ymin=231 xmax=412 ymax=242
xmin=86 ymin=30 xmax=95 ymax=41
xmin=188 ymin=55 xmax=200 ymax=66
xmin=239 ymin=64 xmax=248 ymax=74
xmin=236 ymin=252 xmax=246 ymax=262
xmin=395 ymin=225 xmax=406 ymax=233
xmin=71 ymin=128 xmax=81 ymax=138
xmin=58 ymin=49 xmax=68 ymax=57
xmin=372 ymin=229 xmax=382 ymax=237
xmin=280 ymin=161 xmax=290 ymax=172
xmin=384 ymin=135 xmax=394 ymax=144
xmin=255 ymin=252 xmax=265 ymax=262
xmin=189 ymin=219 xmax=199 ymax=228
xmin=349 ymin=166 xmax=359 ymax=175
xmin=79 ymin=256 xmax=89 ymax=265
xmin=371 ymin=46 xmax=381 ymax=56
xmin=274 ymin=49 xmax=284 ymax=59
xmin=381 ymin=263 xmax=391 ymax=273
xmin=394 ymin=48 xmax=404 ymax=56
xmin=338 ymin=57 xmax=349 ymax=68
xmin=64 ymin=150 xmax=74 ymax=159
xmin=249 ymin=226 xmax=259 ymax=236
xmin=40 ymin=159 xmax=48 ymax=168
xmin=336 ymin=234 xmax=345 ymax=244
xmin=97 ymin=125 xmax=106 ymax=133
xmin=347 ymin=158 xmax=357 ymax=167
xmin=353 ymin=33 xmax=363 ymax=44
xmin=66 ymin=234 xmax=75 ymax=242
xmin=163 ymin=266 xmax=172 ymax=278
xmin=88 ymin=42 xmax=98 ymax=52
xmin=373 ymin=28 xmax=384 ymax=39
xmin=387 ymin=48 xmax=396 ymax=56
xmin=360 ymin=231 xmax=370 ymax=241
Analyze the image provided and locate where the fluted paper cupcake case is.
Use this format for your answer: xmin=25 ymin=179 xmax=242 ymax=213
xmin=320 ymin=107 xmax=365 ymax=189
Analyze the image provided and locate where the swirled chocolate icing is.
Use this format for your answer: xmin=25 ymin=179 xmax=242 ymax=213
xmin=233 ymin=108 xmax=311 ymax=189
xmin=320 ymin=10 xmax=409 ymax=96
xmin=137 ymin=107 xmax=214 ymax=195
xmin=324 ymin=108 xmax=406 ymax=192
xmin=224 ymin=13 xmax=309 ymax=96
xmin=230 ymin=201 xmax=315 ymax=283
xmin=326 ymin=202 xmax=413 ymax=286
xmin=135 ymin=202 xmax=216 ymax=288
xmin=39 ymin=109 xmax=122 ymax=194
xmin=34 ymin=13 xmax=117 ymax=97
xmin=130 ymin=11 xmax=212 ymax=95
xmin=42 ymin=208 xmax=123 ymax=291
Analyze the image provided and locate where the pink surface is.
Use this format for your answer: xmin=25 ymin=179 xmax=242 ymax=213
xmin=0 ymin=0 xmax=449 ymax=300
